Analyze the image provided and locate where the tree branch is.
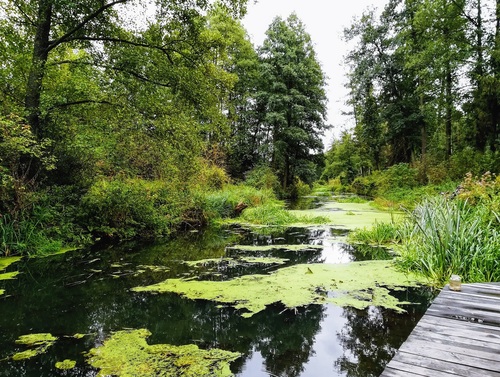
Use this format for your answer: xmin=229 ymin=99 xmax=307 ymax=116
xmin=60 ymin=36 xmax=175 ymax=64
xmin=12 ymin=1 xmax=36 ymax=27
xmin=46 ymin=60 xmax=173 ymax=88
xmin=47 ymin=0 xmax=129 ymax=52
xmin=48 ymin=100 xmax=113 ymax=111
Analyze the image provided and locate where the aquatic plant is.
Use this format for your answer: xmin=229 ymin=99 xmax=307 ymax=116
xmin=86 ymin=329 xmax=240 ymax=377
xmin=397 ymin=196 xmax=500 ymax=284
xmin=348 ymin=221 xmax=401 ymax=245
xmin=132 ymin=260 xmax=428 ymax=317
xmin=12 ymin=333 xmax=57 ymax=361
xmin=55 ymin=359 xmax=76 ymax=370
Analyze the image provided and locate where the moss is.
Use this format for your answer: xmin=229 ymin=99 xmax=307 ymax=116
xmin=86 ymin=329 xmax=240 ymax=377
xmin=132 ymin=260 xmax=428 ymax=317
xmin=12 ymin=333 xmax=57 ymax=360
xmin=55 ymin=359 xmax=76 ymax=370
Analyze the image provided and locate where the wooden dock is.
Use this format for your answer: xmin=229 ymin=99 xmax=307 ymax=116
xmin=380 ymin=282 xmax=500 ymax=377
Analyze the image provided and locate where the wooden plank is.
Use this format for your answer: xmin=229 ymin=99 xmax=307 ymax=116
xmin=385 ymin=360 xmax=462 ymax=377
xmin=411 ymin=326 xmax=500 ymax=349
xmin=380 ymin=282 xmax=500 ymax=377
xmin=385 ymin=352 xmax=500 ymax=377
xmin=426 ymin=304 xmax=500 ymax=326
xmin=399 ymin=337 xmax=500 ymax=363
xmin=417 ymin=316 xmax=500 ymax=344
xmin=438 ymin=289 xmax=500 ymax=305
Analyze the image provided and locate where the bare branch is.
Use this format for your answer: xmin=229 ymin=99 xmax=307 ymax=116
xmin=12 ymin=1 xmax=36 ymax=27
xmin=47 ymin=0 xmax=129 ymax=52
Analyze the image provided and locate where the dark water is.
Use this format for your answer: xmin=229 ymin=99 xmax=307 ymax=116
xmin=0 ymin=226 xmax=436 ymax=377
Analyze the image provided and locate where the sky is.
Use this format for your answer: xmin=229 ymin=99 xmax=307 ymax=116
xmin=241 ymin=0 xmax=388 ymax=149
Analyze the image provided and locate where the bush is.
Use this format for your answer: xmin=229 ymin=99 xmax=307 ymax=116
xmin=200 ymin=184 xmax=274 ymax=221
xmin=81 ymin=178 xmax=188 ymax=239
xmin=245 ymin=165 xmax=281 ymax=194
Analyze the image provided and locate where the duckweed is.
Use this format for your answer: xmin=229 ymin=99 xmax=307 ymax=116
xmin=132 ymin=260 xmax=428 ymax=317
xmin=86 ymin=329 xmax=240 ymax=377
xmin=55 ymin=359 xmax=76 ymax=369
xmin=12 ymin=333 xmax=57 ymax=360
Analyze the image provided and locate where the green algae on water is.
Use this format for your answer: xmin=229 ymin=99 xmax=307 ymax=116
xmin=12 ymin=333 xmax=57 ymax=360
xmin=0 ymin=256 xmax=21 ymax=295
xmin=132 ymin=260 xmax=428 ymax=317
xmin=185 ymin=256 xmax=289 ymax=267
xmin=0 ymin=271 xmax=19 ymax=281
xmin=55 ymin=359 xmax=76 ymax=370
xmin=227 ymin=244 xmax=323 ymax=252
xmin=86 ymin=329 xmax=240 ymax=377
xmin=0 ymin=256 xmax=21 ymax=270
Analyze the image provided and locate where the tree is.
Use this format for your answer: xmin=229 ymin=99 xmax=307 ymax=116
xmin=0 ymin=0 xmax=247 ymax=139
xmin=257 ymin=14 xmax=328 ymax=191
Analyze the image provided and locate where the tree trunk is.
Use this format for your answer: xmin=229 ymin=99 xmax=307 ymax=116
xmin=25 ymin=0 xmax=53 ymax=138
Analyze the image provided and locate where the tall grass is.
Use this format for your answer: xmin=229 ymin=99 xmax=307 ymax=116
xmin=348 ymin=221 xmax=401 ymax=245
xmin=0 ymin=215 xmax=62 ymax=256
xmin=396 ymin=196 xmax=500 ymax=284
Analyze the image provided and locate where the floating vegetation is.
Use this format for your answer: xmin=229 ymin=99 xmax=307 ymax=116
xmin=185 ymin=256 xmax=289 ymax=267
xmin=55 ymin=359 xmax=76 ymax=370
xmin=86 ymin=329 xmax=240 ymax=377
xmin=132 ymin=260 xmax=428 ymax=317
xmin=0 ymin=256 xmax=21 ymax=295
xmin=0 ymin=256 xmax=21 ymax=270
xmin=0 ymin=271 xmax=19 ymax=281
xmin=227 ymin=244 xmax=323 ymax=252
xmin=12 ymin=333 xmax=57 ymax=361
xmin=290 ymin=202 xmax=402 ymax=230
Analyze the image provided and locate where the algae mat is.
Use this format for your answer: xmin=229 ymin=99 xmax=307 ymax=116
xmin=0 ymin=256 xmax=21 ymax=295
xmin=86 ymin=329 xmax=239 ymax=377
xmin=132 ymin=260 xmax=426 ymax=317
xmin=290 ymin=202 xmax=402 ymax=230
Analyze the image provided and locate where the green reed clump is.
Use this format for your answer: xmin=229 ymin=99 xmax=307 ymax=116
xmin=349 ymin=221 xmax=401 ymax=245
xmin=0 ymin=214 xmax=62 ymax=256
xmin=396 ymin=196 xmax=500 ymax=284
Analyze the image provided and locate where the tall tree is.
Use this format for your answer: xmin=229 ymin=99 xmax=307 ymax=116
xmin=258 ymin=14 xmax=328 ymax=190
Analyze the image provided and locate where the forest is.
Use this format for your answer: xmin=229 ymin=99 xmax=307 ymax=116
xmin=0 ymin=0 xmax=499 ymax=284
xmin=1 ymin=1 xmax=500 ymax=375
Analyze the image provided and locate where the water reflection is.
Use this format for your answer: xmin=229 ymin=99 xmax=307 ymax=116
xmin=0 ymin=226 xmax=434 ymax=377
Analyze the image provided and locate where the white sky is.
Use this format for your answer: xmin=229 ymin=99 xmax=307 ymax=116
xmin=242 ymin=0 xmax=388 ymax=149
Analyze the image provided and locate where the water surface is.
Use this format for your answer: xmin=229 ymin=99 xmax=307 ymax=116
xmin=0 ymin=225 xmax=435 ymax=376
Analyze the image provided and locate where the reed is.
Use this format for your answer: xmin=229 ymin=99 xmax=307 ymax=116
xmin=397 ymin=196 xmax=500 ymax=284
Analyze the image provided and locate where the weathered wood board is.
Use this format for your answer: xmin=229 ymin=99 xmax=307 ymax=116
xmin=380 ymin=283 xmax=500 ymax=377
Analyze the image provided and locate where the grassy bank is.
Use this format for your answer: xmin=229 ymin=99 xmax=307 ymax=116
xmin=349 ymin=173 xmax=500 ymax=285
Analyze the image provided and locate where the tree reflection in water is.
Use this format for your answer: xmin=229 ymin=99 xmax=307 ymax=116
xmin=334 ymin=287 xmax=435 ymax=377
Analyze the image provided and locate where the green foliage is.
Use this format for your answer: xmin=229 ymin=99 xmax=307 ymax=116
xmin=0 ymin=214 xmax=62 ymax=256
xmin=349 ymin=221 xmax=401 ymax=246
xmin=239 ymin=202 xmax=298 ymax=226
xmin=244 ymin=165 xmax=281 ymax=193
xmin=81 ymin=178 xmax=190 ymax=240
xmin=0 ymin=115 xmax=56 ymax=215
xmin=397 ymin=196 xmax=500 ymax=284
xmin=200 ymin=184 xmax=274 ymax=221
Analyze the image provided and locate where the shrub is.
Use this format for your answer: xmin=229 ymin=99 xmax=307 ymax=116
xmin=245 ymin=165 xmax=281 ymax=194
xmin=200 ymin=184 xmax=274 ymax=221
xmin=81 ymin=178 xmax=188 ymax=239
